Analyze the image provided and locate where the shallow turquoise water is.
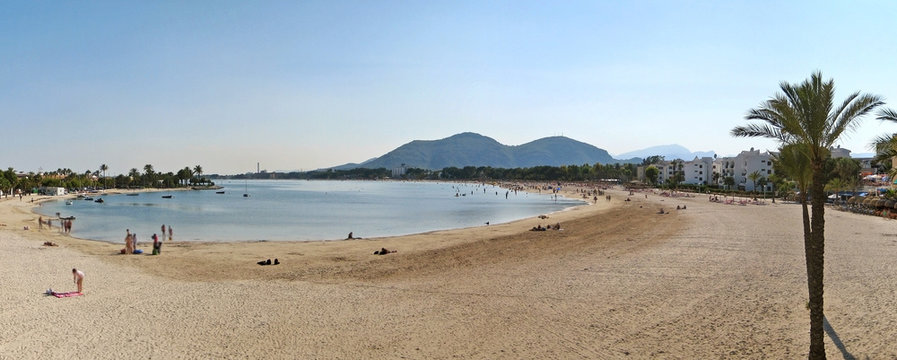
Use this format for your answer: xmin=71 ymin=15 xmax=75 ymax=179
xmin=37 ymin=180 xmax=584 ymax=243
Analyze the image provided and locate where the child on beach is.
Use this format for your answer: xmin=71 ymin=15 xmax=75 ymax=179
xmin=152 ymin=234 xmax=162 ymax=255
xmin=72 ymin=268 xmax=84 ymax=293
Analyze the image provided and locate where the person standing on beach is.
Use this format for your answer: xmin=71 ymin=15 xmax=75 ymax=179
xmin=38 ymin=216 xmax=43 ymax=230
xmin=168 ymin=225 xmax=173 ymax=240
xmin=161 ymin=224 xmax=166 ymax=236
xmin=72 ymin=268 xmax=84 ymax=293
xmin=124 ymin=229 xmax=133 ymax=254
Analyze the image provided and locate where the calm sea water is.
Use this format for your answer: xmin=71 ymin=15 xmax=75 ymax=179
xmin=38 ymin=180 xmax=584 ymax=243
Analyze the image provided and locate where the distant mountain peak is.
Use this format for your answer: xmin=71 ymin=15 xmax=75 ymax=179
xmin=615 ymin=144 xmax=715 ymax=161
xmin=332 ymin=132 xmax=622 ymax=170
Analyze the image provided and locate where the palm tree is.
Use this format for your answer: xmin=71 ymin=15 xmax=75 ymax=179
xmin=100 ymin=164 xmax=109 ymax=190
xmin=144 ymin=164 xmax=155 ymax=187
xmin=756 ymin=177 xmax=768 ymax=197
xmin=871 ymin=108 xmax=897 ymax=180
xmin=767 ymin=173 xmax=783 ymax=203
xmin=193 ymin=165 xmax=203 ymax=186
xmin=825 ymin=178 xmax=848 ymax=205
xmin=177 ymin=167 xmax=193 ymax=186
xmin=732 ymin=71 xmax=885 ymax=359
xmin=747 ymin=170 xmax=762 ymax=195
xmin=723 ymin=176 xmax=735 ymax=191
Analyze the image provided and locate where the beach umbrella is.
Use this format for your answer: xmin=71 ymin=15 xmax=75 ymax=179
xmin=847 ymin=197 xmax=856 ymax=204
xmin=877 ymin=199 xmax=887 ymax=207
xmin=863 ymin=197 xmax=874 ymax=206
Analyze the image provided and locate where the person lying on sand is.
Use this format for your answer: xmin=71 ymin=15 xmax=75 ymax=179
xmin=257 ymin=259 xmax=272 ymax=266
xmin=373 ymin=248 xmax=397 ymax=255
xmin=43 ymin=241 xmax=57 ymax=247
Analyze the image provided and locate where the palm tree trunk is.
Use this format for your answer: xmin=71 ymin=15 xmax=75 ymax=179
xmin=807 ymin=164 xmax=827 ymax=359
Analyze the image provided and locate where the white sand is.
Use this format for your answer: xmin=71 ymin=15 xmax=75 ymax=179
xmin=1 ymin=188 xmax=896 ymax=359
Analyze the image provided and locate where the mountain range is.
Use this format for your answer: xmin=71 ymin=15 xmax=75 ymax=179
xmin=614 ymin=144 xmax=716 ymax=161
xmin=333 ymin=133 xmax=716 ymax=171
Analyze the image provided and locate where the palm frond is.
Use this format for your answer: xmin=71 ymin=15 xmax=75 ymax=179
xmin=731 ymin=123 xmax=786 ymax=141
xmin=877 ymin=108 xmax=897 ymax=122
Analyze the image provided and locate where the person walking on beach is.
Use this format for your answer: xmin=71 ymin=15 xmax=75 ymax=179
xmin=161 ymin=224 xmax=166 ymax=236
xmin=72 ymin=268 xmax=84 ymax=293
xmin=168 ymin=225 xmax=173 ymax=240
xmin=38 ymin=216 xmax=43 ymax=230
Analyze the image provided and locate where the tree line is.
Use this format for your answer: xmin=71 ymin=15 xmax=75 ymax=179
xmin=219 ymin=162 xmax=642 ymax=182
xmin=0 ymin=164 xmax=210 ymax=196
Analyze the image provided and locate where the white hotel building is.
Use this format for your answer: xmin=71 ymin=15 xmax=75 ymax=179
xmin=643 ymin=148 xmax=775 ymax=191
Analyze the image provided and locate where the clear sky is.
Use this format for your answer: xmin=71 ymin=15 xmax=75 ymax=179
xmin=3 ymin=1 xmax=897 ymax=175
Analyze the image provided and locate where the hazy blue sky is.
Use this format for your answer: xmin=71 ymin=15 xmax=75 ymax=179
xmin=3 ymin=1 xmax=897 ymax=175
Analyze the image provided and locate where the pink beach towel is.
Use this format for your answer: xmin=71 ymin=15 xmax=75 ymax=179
xmin=51 ymin=291 xmax=83 ymax=298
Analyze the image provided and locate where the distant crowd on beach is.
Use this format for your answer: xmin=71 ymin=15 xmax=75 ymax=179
xmin=37 ymin=215 xmax=73 ymax=234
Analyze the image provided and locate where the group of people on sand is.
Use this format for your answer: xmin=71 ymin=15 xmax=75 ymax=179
xmin=37 ymin=216 xmax=73 ymax=233
xmin=657 ymin=205 xmax=686 ymax=214
xmin=161 ymin=224 xmax=173 ymax=241
xmin=122 ymin=224 xmax=173 ymax=255
xmin=123 ymin=229 xmax=139 ymax=254
xmin=530 ymin=223 xmax=561 ymax=231
xmin=61 ymin=218 xmax=73 ymax=234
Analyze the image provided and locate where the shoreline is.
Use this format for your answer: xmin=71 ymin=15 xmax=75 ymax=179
xmin=27 ymin=180 xmax=594 ymax=244
xmin=4 ymin=182 xmax=622 ymax=283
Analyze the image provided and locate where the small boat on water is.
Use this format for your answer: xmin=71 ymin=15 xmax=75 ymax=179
xmin=84 ymin=197 xmax=93 ymax=201
xmin=216 ymin=191 xmax=225 ymax=194
xmin=94 ymin=198 xmax=104 ymax=203
xmin=65 ymin=200 xmax=73 ymax=205
xmin=126 ymin=193 xmax=139 ymax=196
xmin=162 ymin=195 xmax=173 ymax=199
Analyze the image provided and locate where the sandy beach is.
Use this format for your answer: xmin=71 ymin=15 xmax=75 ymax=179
xmin=2 ymin=187 xmax=896 ymax=359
